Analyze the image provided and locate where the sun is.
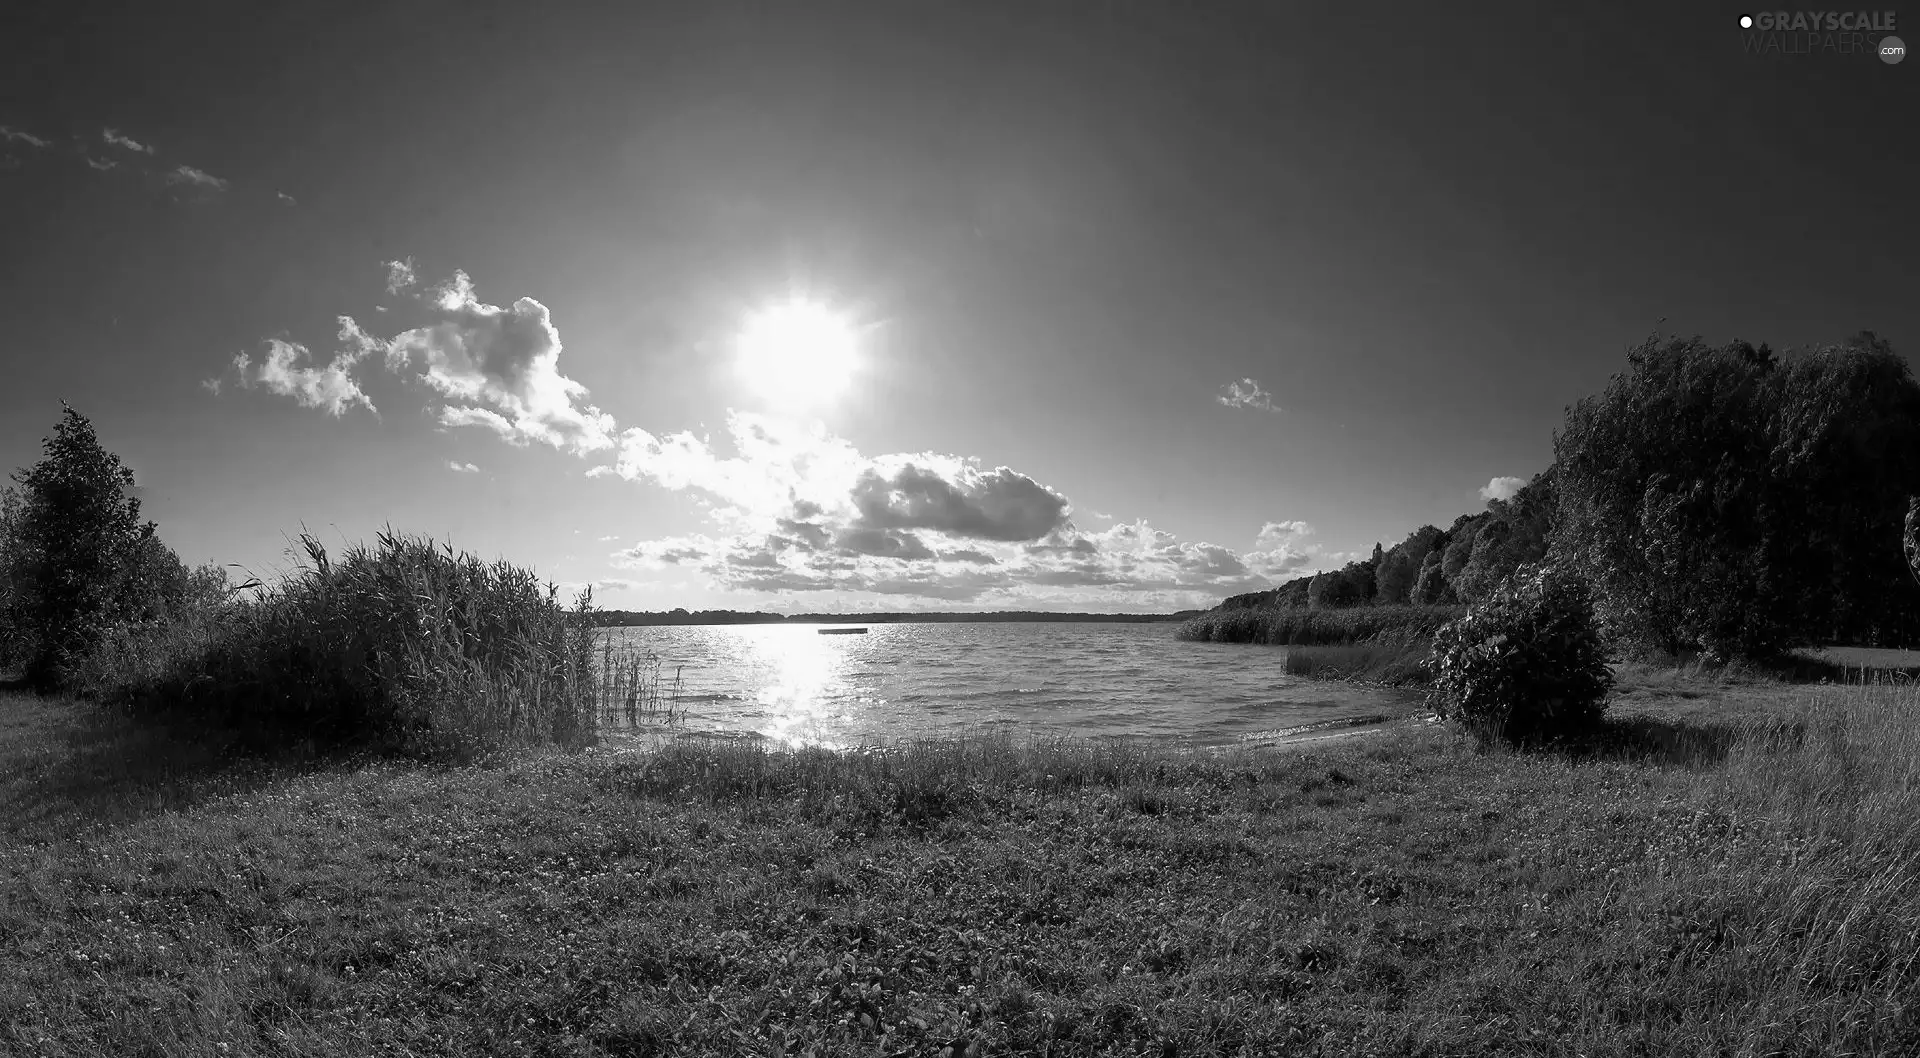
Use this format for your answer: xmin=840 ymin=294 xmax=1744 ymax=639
xmin=733 ymin=297 xmax=860 ymax=407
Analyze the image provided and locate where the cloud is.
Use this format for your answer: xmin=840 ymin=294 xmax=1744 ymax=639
xmin=1480 ymin=476 xmax=1527 ymax=502
xmin=850 ymin=462 xmax=1070 ymax=543
xmin=448 ymin=461 xmax=480 ymax=473
xmin=385 ymin=259 xmax=416 ymax=295
xmin=102 ymin=128 xmax=154 ymax=154
xmin=0 ymin=126 xmax=49 ymax=148
xmin=1216 ymin=377 xmax=1279 ymax=412
xmin=225 ymin=264 xmax=1351 ymax=609
xmin=231 ymin=266 xmax=616 ymax=456
xmin=229 ymin=327 xmax=378 ymax=417
xmin=86 ymin=157 xmax=116 ymax=171
xmin=1245 ymin=520 xmax=1319 ymax=578
xmin=201 ymin=377 xmax=222 ymax=395
xmin=165 ymin=165 xmax=229 ymax=191
xmin=381 ymin=270 xmax=616 ymax=454
xmin=277 ymin=191 xmax=297 ymax=205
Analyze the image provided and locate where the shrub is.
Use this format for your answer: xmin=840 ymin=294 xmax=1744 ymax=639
xmin=122 ymin=530 xmax=604 ymax=758
xmin=1428 ymin=564 xmax=1614 ymax=744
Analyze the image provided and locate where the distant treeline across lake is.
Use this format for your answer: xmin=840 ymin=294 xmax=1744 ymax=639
xmin=591 ymin=609 xmax=1207 ymax=627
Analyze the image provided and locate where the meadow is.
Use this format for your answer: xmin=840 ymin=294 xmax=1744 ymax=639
xmin=4 ymin=661 xmax=1919 ymax=1056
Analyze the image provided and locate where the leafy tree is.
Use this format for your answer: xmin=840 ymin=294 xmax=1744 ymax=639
xmin=1552 ymin=334 xmax=1920 ymax=658
xmin=0 ymin=485 xmax=25 ymax=667
xmin=8 ymin=406 xmax=162 ymax=689
xmin=1411 ymin=549 xmax=1452 ymax=605
xmin=1374 ymin=548 xmax=1419 ymax=606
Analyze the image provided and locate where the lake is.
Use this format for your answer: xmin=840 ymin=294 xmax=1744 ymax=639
xmin=599 ymin=622 xmax=1425 ymax=749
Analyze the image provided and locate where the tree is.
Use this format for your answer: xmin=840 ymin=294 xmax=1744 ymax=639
xmin=1552 ymin=335 xmax=1920 ymax=657
xmin=0 ymin=485 xmax=25 ymax=667
xmin=1374 ymin=548 xmax=1419 ymax=606
xmin=1411 ymin=549 xmax=1452 ymax=605
xmin=8 ymin=406 xmax=161 ymax=689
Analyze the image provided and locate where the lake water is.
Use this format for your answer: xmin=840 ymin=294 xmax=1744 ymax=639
xmin=599 ymin=622 xmax=1424 ymax=749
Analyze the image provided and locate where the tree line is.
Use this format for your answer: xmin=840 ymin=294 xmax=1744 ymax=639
xmin=1214 ymin=332 xmax=1920 ymax=660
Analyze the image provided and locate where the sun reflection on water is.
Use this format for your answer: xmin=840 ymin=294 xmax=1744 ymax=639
xmin=740 ymin=624 xmax=870 ymax=748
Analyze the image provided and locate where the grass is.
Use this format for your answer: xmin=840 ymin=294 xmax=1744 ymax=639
xmin=4 ymin=667 xmax=1920 ymax=1056
xmin=1281 ymin=641 xmax=1432 ymax=686
xmin=1176 ymin=604 xmax=1465 ymax=648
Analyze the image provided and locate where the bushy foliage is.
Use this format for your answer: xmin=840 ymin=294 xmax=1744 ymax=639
xmin=5 ymin=407 xmax=166 ymax=689
xmin=1553 ymin=334 xmax=1920 ymax=658
xmin=125 ymin=531 xmax=604 ymax=757
xmin=1428 ymin=564 xmax=1614 ymax=744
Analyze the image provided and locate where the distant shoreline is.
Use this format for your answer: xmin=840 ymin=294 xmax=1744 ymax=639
xmin=591 ymin=609 xmax=1206 ymax=627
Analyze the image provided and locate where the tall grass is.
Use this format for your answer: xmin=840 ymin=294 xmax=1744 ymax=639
xmin=112 ymin=530 xmax=613 ymax=758
xmin=1177 ymin=603 xmax=1465 ymax=646
xmin=1281 ymin=639 xmax=1433 ymax=685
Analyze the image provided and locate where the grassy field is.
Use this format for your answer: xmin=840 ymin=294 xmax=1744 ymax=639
xmin=4 ymin=668 xmax=1920 ymax=1057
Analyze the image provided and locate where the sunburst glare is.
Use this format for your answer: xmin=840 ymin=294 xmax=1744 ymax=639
xmin=733 ymin=296 xmax=860 ymax=408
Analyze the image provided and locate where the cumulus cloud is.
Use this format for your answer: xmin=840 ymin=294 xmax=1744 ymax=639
xmin=221 ymin=263 xmax=1352 ymax=609
xmin=226 ymin=266 xmax=616 ymax=455
xmin=382 ymin=270 xmax=616 ymax=454
xmin=1244 ymin=520 xmax=1319 ymax=578
xmin=448 ymin=461 xmax=480 ymax=473
xmin=0 ymin=126 xmax=49 ymax=148
xmin=102 ymin=128 xmax=154 ymax=154
xmin=1480 ymin=476 xmax=1527 ymax=502
xmin=1216 ymin=377 xmax=1279 ymax=412
xmin=165 ymin=165 xmax=229 ymax=191
xmin=231 ymin=335 xmax=377 ymax=417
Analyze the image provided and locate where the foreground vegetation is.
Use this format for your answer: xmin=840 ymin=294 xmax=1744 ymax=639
xmin=5 ymin=669 xmax=1919 ymax=1056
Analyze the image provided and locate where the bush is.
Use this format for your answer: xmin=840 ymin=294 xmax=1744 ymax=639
xmin=122 ymin=530 xmax=605 ymax=759
xmin=1428 ymin=564 xmax=1614 ymax=744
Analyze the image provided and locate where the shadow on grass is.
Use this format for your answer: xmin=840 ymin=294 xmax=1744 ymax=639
xmin=1488 ymin=712 xmax=1798 ymax=770
xmin=0 ymin=690 xmax=357 ymax=843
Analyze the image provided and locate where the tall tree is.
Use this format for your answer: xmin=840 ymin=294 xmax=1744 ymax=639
xmin=9 ymin=406 xmax=160 ymax=689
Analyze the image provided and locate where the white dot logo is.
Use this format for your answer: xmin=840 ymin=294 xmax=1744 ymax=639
xmin=1739 ymin=14 xmax=1754 ymax=28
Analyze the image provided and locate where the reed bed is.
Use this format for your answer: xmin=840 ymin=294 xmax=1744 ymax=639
xmin=1176 ymin=603 xmax=1466 ymax=646
xmin=109 ymin=530 xmax=617 ymax=758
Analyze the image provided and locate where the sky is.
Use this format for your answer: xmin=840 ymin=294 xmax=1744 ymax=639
xmin=1 ymin=2 xmax=1914 ymax=614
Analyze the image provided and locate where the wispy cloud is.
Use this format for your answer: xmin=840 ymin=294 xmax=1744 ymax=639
xmin=0 ymin=126 xmax=49 ymax=148
xmin=1216 ymin=377 xmax=1279 ymax=412
xmin=165 ymin=165 xmax=229 ymax=191
xmin=102 ymin=128 xmax=154 ymax=154
xmin=85 ymin=157 xmax=116 ymax=171
xmin=1480 ymin=476 xmax=1527 ymax=502
xmin=277 ymin=191 xmax=297 ymax=206
xmin=448 ymin=461 xmax=480 ymax=473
